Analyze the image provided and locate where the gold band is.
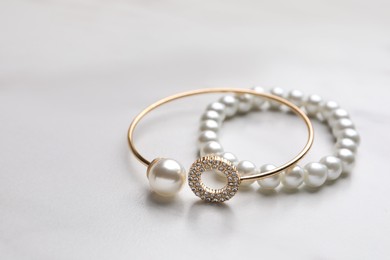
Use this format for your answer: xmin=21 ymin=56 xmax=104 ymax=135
xmin=128 ymin=88 xmax=314 ymax=182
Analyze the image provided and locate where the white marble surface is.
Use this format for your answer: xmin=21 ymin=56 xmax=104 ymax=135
xmin=1 ymin=0 xmax=390 ymax=259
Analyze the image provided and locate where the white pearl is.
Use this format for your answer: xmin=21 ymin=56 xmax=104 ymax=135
xmin=304 ymin=94 xmax=323 ymax=116
xmin=269 ymin=87 xmax=285 ymax=110
xmin=207 ymin=102 xmax=226 ymax=115
xmin=337 ymin=128 xmax=360 ymax=145
xmin=147 ymin=158 xmax=186 ymax=196
xmin=335 ymin=148 xmax=355 ymax=173
xmin=320 ymin=156 xmax=342 ymax=180
xmin=199 ymin=119 xmax=220 ymax=133
xmin=304 ymin=162 xmax=328 ymax=187
xmin=252 ymin=86 xmax=266 ymax=109
xmin=200 ymin=141 xmax=223 ymax=156
xmin=201 ymin=110 xmax=224 ymax=123
xmin=287 ymin=89 xmax=305 ymax=107
xmin=221 ymin=152 xmax=239 ymax=165
xmin=219 ymin=95 xmax=238 ymax=117
xmin=332 ymin=118 xmax=355 ymax=136
xmin=319 ymin=100 xmax=340 ymax=120
xmin=328 ymin=108 xmax=349 ymax=127
xmin=257 ymin=164 xmax=281 ymax=189
xmin=336 ymin=138 xmax=358 ymax=153
xmin=198 ymin=130 xmax=218 ymax=146
xmin=281 ymin=165 xmax=304 ymax=189
xmin=237 ymin=160 xmax=257 ymax=187
xmin=236 ymin=93 xmax=254 ymax=114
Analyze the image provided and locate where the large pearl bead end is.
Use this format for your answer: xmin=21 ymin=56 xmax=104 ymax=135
xmin=147 ymin=158 xmax=186 ymax=197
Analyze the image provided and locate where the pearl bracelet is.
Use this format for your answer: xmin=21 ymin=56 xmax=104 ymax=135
xmin=128 ymin=88 xmax=314 ymax=202
xmin=198 ymin=87 xmax=360 ymax=190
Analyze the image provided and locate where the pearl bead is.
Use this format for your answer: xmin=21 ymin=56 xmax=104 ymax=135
xmin=237 ymin=160 xmax=257 ymax=187
xmin=304 ymin=94 xmax=323 ymax=117
xmin=198 ymin=130 xmax=218 ymax=146
xmin=199 ymin=119 xmax=220 ymax=133
xmin=269 ymin=87 xmax=285 ymax=110
xmin=252 ymin=86 xmax=266 ymax=109
xmin=337 ymin=128 xmax=360 ymax=145
xmin=221 ymin=152 xmax=239 ymax=165
xmin=320 ymin=156 xmax=342 ymax=180
xmin=336 ymin=138 xmax=358 ymax=153
xmin=304 ymin=162 xmax=328 ymax=187
xmin=328 ymin=108 xmax=349 ymax=127
xmin=319 ymin=100 xmax=340 ymax=120
xmin=219 ymin=95 xmax=238 ymax=117
xmin=147 ymin=158 xmax=186 ymax=196
xmin=281 ymin=165 xmax=304 ymax=189
xmin=201 ymin=110 xmax=224 ymax=123
xmin=287 ymin=89 xmax=305 ymax=107
xmin=207 ymin=102 xmax=226 ymax=115
xmin=200 ymin=141 xmax=223 ymax=156
xmin=257 ymin=164 xmax=281 ymax=189
xmin=335 ymin=148 xmax=355 ymax=173
xmin=332 ymin=118 xmax=355 ymax=136
xmin=237 ymin=94 xmax=254 ymax=114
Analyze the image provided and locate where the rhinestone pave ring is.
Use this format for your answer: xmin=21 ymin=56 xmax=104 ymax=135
xmin=188 ymin=155 xmax=241 ymax=202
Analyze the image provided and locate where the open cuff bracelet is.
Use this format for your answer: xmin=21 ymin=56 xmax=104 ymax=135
xmin=127 ymin=88 xmax=315 ymax=203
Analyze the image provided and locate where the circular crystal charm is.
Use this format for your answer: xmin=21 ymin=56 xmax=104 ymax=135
xmin=188 ymin=155 xmax=241 ymax=202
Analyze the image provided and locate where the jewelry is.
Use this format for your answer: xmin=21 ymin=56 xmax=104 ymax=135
xmin=198 ymin=87 xmax=360 ymax=190
xmin=128 ymin=88 xmax=314 ymax=202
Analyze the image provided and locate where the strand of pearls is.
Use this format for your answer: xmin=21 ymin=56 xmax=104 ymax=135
xmin=198 ymin=87 xmax=360 ymax=190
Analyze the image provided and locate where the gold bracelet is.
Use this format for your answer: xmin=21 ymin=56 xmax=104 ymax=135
xmin=127 ymin=88 xmax=314 ymax=203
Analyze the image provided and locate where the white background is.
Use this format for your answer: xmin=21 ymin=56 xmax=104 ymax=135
xmin=1 ymin=0 xmax=389 ymax=259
